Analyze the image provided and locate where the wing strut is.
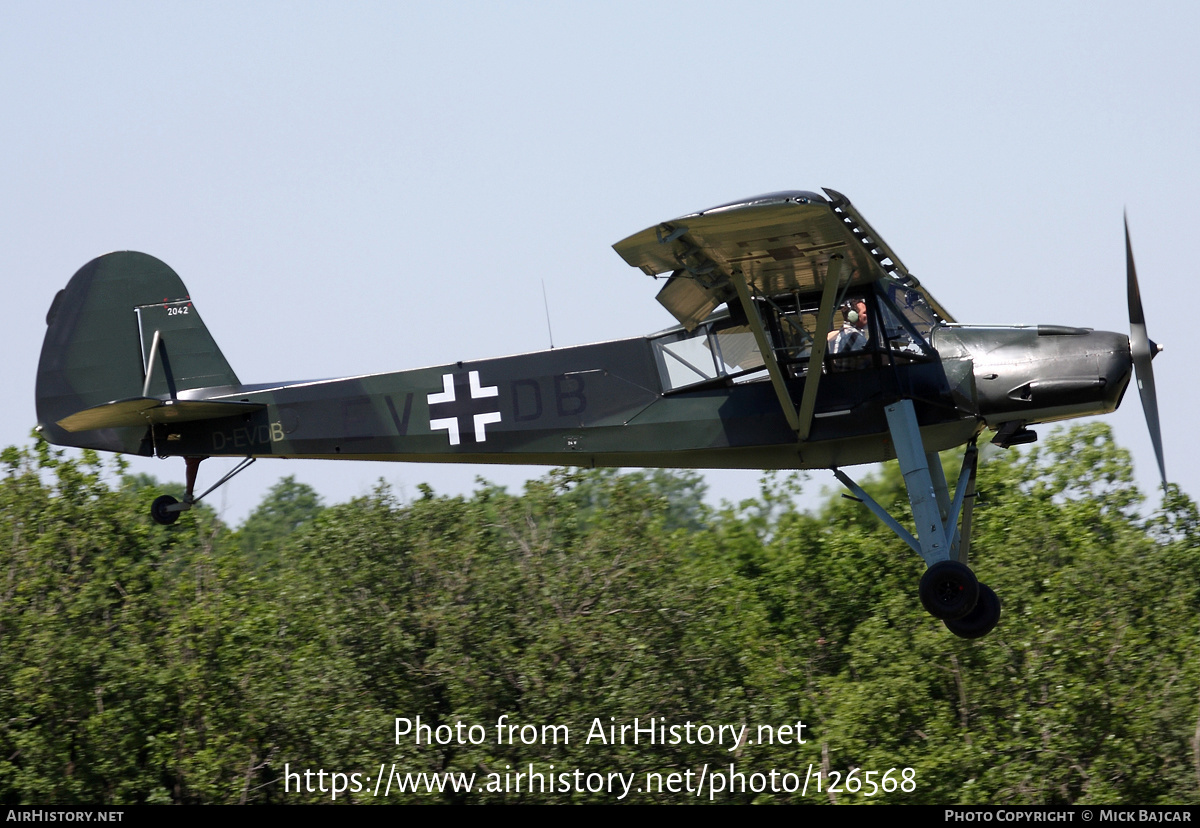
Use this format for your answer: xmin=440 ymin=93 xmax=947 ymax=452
xmin=730 ymin=256 xmax=846 ymax=441
xmin=795 ymin=256 xmax=844 ymax=441
xmin=730 ymin=270 xmax=802 ymax=434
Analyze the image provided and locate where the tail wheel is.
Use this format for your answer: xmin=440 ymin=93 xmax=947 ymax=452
xmin=919 ymin=560 xmax=979 ymax=620
xmin=944 ymin=583 xmax=1002 ymax=639
xmin=151 ymin=495 xmax=181 ymax=525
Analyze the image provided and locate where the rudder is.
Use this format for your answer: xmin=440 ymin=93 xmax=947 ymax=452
xmin=36 ymin=252 xmax=240 ymax=455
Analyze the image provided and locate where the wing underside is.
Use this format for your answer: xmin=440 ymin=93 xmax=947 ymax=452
xmin=613 ymin=189 xmax=954 ymax=331
xmin=57 ymin=397 xmax=266 ymax=432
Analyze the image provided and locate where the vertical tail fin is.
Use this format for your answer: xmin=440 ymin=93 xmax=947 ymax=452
xmin=36 ymin=252 xmax=239 ymax=454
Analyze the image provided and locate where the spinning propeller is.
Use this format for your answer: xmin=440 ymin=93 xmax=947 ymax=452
xmin=1125 ymin=215 xmax=1167 ymax=488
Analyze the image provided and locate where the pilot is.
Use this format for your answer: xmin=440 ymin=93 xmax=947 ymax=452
xmin=831 ymin=299 xmax=869 ymax=355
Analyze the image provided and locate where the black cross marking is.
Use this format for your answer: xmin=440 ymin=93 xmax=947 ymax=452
xmin=428 ymin=371 xmax=502 ymax=446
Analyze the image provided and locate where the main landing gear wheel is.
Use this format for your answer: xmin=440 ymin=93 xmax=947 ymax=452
xmin=145 ymin=455 xmax=256 ymax=525
xmin=151 ymin=495 xmax=181 ymax=525
xmin=944 ymin=583 xmax=1001 ymax=639
xmin=919 ymin=560 xmax=979 ymax=620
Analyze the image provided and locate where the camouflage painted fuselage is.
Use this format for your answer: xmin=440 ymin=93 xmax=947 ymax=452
xmin=151 ymin=335 xmax=979 ymax=471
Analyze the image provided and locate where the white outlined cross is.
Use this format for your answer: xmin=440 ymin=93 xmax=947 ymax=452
xmin=428 ymin=371 xmax=502 ymax=446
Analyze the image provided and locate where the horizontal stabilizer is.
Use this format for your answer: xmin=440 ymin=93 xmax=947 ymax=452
xmin=57 ymin=397 xmax=265 ymax=432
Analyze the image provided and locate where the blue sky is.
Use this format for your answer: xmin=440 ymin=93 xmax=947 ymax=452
xmin=4 ymin=1 xmax=1196 ymax=522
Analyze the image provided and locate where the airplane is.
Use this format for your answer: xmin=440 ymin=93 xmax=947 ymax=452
xmin=34 ymin=189 xmax=1165 ymax=639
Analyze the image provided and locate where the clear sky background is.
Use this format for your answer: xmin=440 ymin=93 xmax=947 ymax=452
xmin=3 ymin=1 xmax=1195 ymax=525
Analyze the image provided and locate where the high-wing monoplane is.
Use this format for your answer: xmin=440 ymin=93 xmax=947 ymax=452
xmin=36 ymin=189 xmax=1165 ymax=638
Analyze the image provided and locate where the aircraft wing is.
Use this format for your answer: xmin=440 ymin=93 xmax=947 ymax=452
xmin=613 ymin=189 xmax=955 ymax=330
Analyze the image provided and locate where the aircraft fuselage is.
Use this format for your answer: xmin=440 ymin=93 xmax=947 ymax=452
xmin=157 ymin=322 xmax=1131 ymax=472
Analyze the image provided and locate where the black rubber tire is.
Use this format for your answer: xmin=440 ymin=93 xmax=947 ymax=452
xmin=944 ymin=583 xmax=1002 ymax=639
xmin=918 ymin=560 xmax=979 ymax=620
xmin=151 ymin=494 xmax=181 ymax=525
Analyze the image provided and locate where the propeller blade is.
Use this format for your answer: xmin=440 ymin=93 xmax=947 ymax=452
xmin=1126 ymin=214 xmax=1167 ymax=487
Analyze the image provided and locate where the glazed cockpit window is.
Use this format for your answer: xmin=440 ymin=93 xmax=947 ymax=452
xmin=879 ymin=281 xmax=938 ymax=352
xmin=652 ymin=317 xmax=765 ymax=392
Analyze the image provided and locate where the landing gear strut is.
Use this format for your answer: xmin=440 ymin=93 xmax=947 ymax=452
xmin=835 ymin=399 xmax=1002 ymax=638
xmin=150 ymin=455 xmax=256 ymax=525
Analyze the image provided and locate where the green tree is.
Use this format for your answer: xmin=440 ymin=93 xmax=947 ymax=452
xmin=2 ymin=424 xmax=1197 ymax=805
xmin=233 ymin=476 xmax=324 ymax=568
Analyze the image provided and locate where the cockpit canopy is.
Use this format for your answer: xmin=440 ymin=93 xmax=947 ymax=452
xmin=650 ymin=281 xmax=941 ymax=393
